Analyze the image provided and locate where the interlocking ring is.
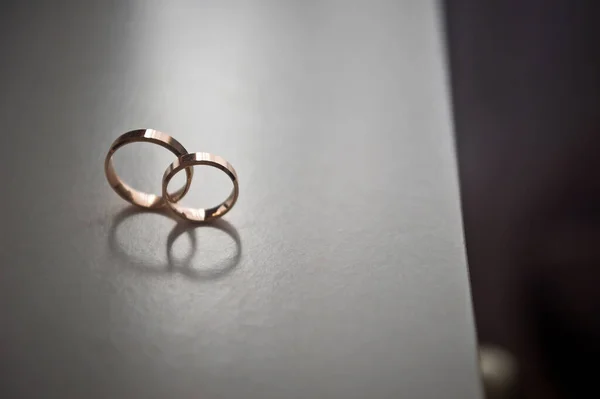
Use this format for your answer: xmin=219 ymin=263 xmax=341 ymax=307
xmin=105 ymin=129 xmax=193 ymax=209
xmin=162 ymin=152 xmax=239 ymax=222
xmin=105 ymin=129 xmax=239 ymax=221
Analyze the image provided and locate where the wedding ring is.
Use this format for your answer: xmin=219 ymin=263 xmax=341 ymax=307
xmin=105 ymin=129 xmax=193 ymax=209
xmin=162 ymin=152 xmax=239 ymax=222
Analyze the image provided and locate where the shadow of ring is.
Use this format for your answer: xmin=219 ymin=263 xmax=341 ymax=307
xmin=166 ymin=219 xmax=242 ymax=280
xmin=108 ymin=205 xmax=196 ymax=275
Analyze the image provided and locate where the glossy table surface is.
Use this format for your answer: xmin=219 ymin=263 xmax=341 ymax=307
xmin=0 ymin=1 xmax=481 ymax=398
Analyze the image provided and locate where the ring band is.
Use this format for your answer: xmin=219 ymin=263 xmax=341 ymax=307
xmin=162 ymin=152 xmax=239 ymax=222
xmin=105 ymin=129 xmax=193 ymax=209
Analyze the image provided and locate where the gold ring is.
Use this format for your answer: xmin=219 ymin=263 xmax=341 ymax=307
xmin=105 ymin=129 xmax=193 ymax=209
xmin=162 ymin=152 xmax=239 ymax=222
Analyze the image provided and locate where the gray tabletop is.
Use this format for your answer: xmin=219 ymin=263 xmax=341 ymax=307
xmin=0 ymin=1 xmax=481 ymax=398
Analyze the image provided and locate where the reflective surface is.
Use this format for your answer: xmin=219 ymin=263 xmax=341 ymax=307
xmin=0 ymin=1 xmax=481 ymax=398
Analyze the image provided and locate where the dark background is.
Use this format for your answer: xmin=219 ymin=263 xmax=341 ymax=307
xmin=446 ymin=1 xmax=600 ymax=397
